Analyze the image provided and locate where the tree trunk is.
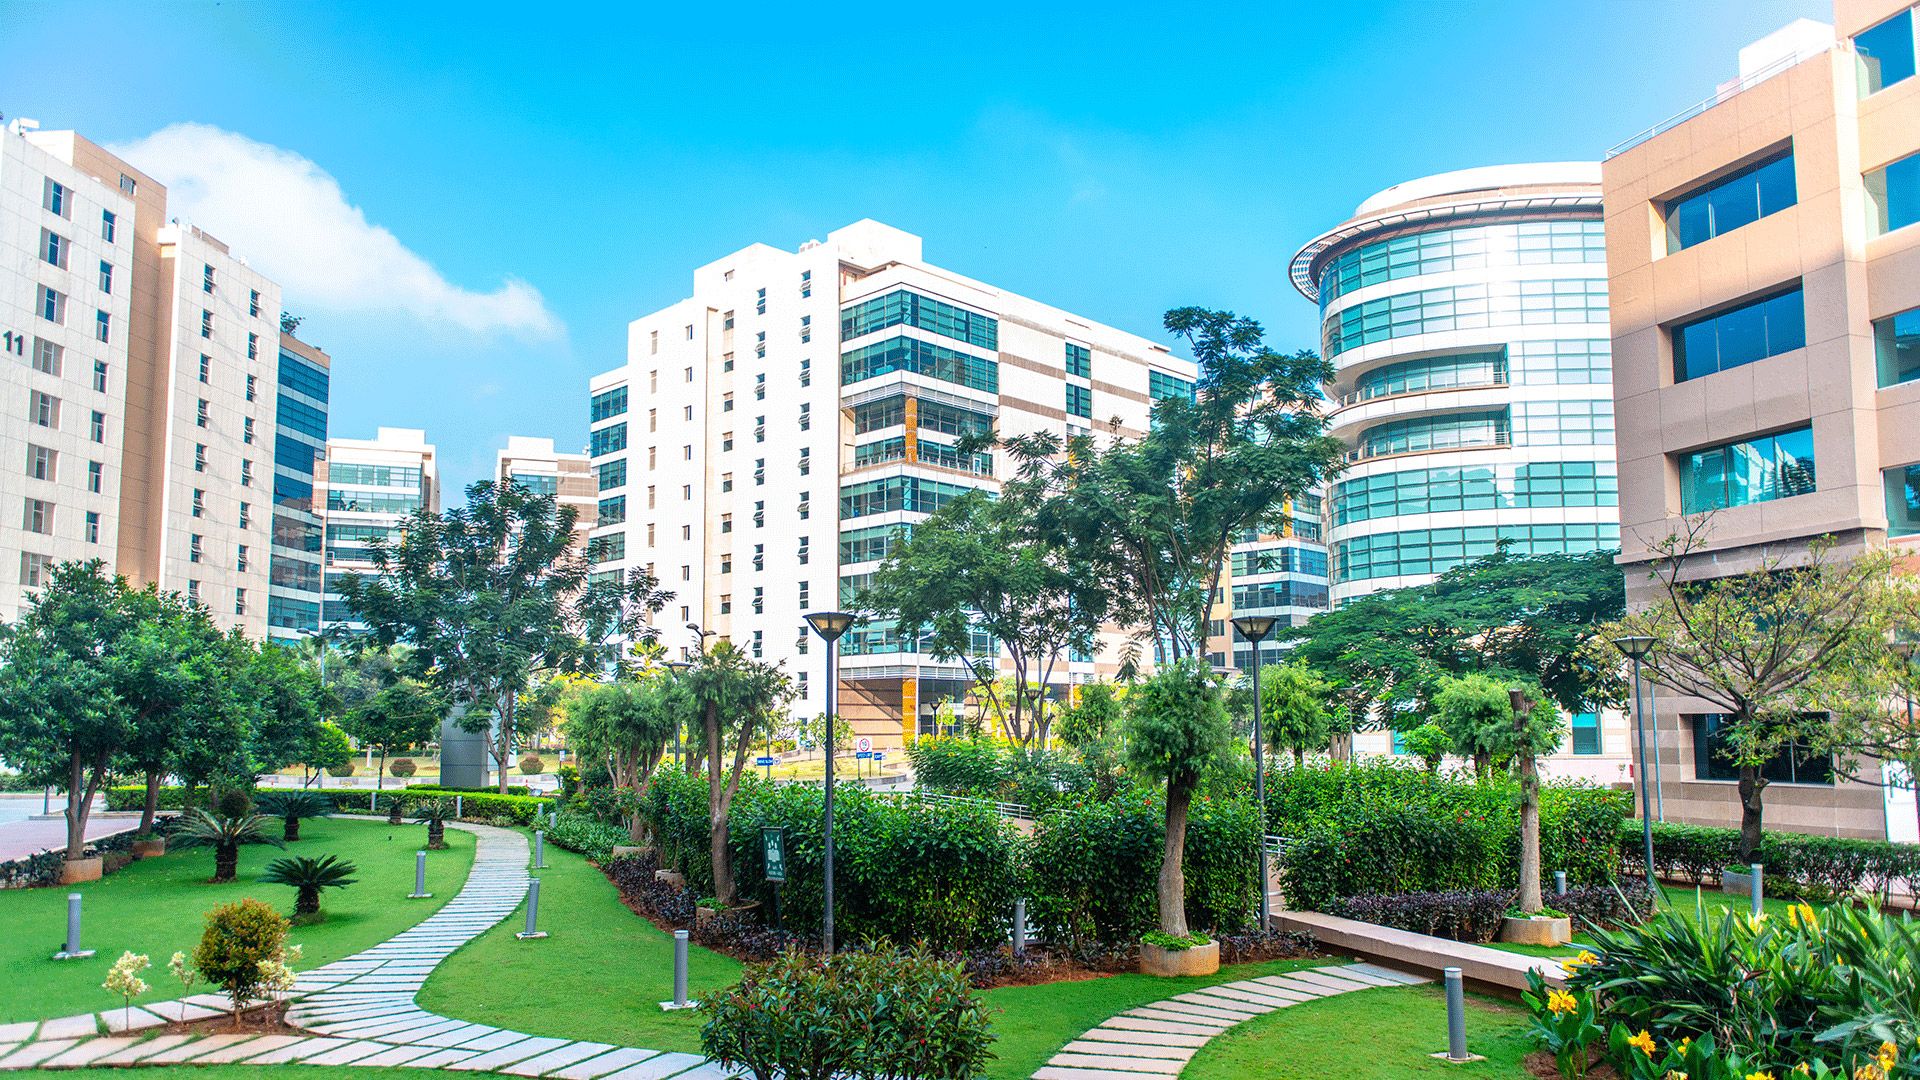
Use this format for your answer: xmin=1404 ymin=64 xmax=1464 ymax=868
xmin=284 ymin=816 xmax=300 ymax=843
xmin=428 ymin=819 xmax=445 ymax=849
xmin=1736 ymin=766 xmax=1768 ymax=864
xmin=705 ymin=698 xmax=732 ymax=905
xmin=496 ymin=691 xmax=518 ymax=795
xmin=1518 ymin=748 xmax=1542 ymax=913
xmin=142 ymin=770 xmax=163 ymax=836
xmin=1293 ymin=747 xmax=1304 ymax=768
xmin=1158 ymin=778 xmax=1194 ymax=937
xmin=387 ymin=799 xmax=405 ymax=826
xmin=65 ymin=755 xmax=87 ymax=862
xmin=214 ymin=842 xmax=238 ymax=882
xmin=296 ymin=886 xmax=319 ymax=916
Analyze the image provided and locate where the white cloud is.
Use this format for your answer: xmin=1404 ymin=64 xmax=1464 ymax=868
xmin=109 ymin=124 xmax=558 ymax=337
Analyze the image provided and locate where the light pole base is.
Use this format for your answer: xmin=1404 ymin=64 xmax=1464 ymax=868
xmin=657 ymin=1000 xmax=697 ymax=1012
xmin=51 ymin=949 xmax=95 ymax=961
xmin=1430 ymin=1052 xmax=1485 ymax=1064
xmin=407 ymin=892 xmax=432 ymax=900
xmin=514 ymin=931 xmax=548 ymax=940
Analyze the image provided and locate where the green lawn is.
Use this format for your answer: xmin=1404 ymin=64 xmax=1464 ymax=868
xmin=1488 ymin=882 xmax=1832 ymax=959
xmin=1185 ymin=983 xmax=1534 ymax=1079
xmin=50 ymin=1069 xmax=473 ymax=1080
xmin=0 ymin=816 xmax=473 ymax=1024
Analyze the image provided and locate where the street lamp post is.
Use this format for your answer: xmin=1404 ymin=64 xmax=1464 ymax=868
xmin=664 ymin=661 xmax=690 ymax=771
xmin=804 ymin=611 xmax=856 ymax=954
xmin=1231 ymin=615 xmax=1278 ymax=931
xmin=1893 ymin=637 xmax=1918 ymax=841
xmin=1611 ymin=635 xmax=1659 ymax=892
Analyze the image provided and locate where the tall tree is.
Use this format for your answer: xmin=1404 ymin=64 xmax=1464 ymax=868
xmin=1259 ymin=662 xmax=1334 ymax=767
xmin=566 ymin=675 xmax=682 ymax=843
xmin=1593 ymin=525 xmax=1893 ymax=862
xmin=1124 ymin=660 xmax=1233 ymax=937
xmin=1433 ymin=675 xmax=1562 ymax=912
xmin=337 ymin=480 xmax=671 ymax=793
xmin=115 ymin=590 xmax=236 ymax=833
xmin=1001 ymin=308 xmax=1342 ymax=666
xmin=858 ymin=490 xmax=1102 ymax=747
xmin=1812 ymin=575 xmax=1920 ymax=843
xmin=683 ymin=641 xmax=793 ymax=906
xmin=341 ymin=679 xmax=445 ymax=792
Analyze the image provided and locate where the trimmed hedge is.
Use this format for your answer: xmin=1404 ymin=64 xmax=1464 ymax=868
xmin=1634 ymin=820 xmax=1920 ymax=901
xmin=545 ymin=812 xmax=627 ymax=861
xmin=1324 ymin=889 xmax=1513 ymax=943
xmin=405 ymin=783 xmax=536 ymax=798
xmin=105 ymin=786 xmax=553 ymax=826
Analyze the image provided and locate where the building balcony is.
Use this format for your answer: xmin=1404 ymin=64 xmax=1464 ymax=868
xmin=1343 ymin=433 xmax=1513 ymax=466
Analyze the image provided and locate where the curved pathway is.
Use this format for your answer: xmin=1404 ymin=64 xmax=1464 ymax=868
xmin=1032 ymin=962 xmax=1429 ymax=1080
xmin=0 ymin=822 xmax=736 ymax=1078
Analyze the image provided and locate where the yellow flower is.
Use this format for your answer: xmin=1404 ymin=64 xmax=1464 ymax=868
xmin=1628 ymin=1029 xmax=1657 ymax=1057
xmin=1855 ymin=1065 xmax=1883 ymax=1080
xmin=1665 ymin=1072 xmax=1690 ymax=1080
xmin=1546 ymin=990 xmax=1578 ymax=1015
xmin=1573 ymin=950 xmax=1600 ymax=966
xmin=1679 ymin=1037 xmax=1692 ymax=1055
xmin=1794 ymin=1065 xmax=1810 ymax=1076
xmin=1745 ymin=1072 xmax=1775 ymax=1080
xmin=1880 ymin=1041 xmax=1899 ymax=1071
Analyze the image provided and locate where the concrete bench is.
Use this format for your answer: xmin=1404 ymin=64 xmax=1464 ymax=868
xmin=1275 ymin=910 xmax=1566 ymax=995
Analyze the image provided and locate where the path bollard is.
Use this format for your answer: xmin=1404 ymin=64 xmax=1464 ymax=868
xmin=1430 ymin=967 xmax=1476 ymax=1064
xmin=53 ymin=893 xmax=94 ymax=960
xmin=370 ymin=789 xmax=377 ymax=813
xmin=1751 ymin=863 xmax=1764 ymax=917
xmin=1552 ymin=871 xmax=1568 ymax=896
xmin=1013 ymin=899 xmax=1027 ymax=956
xmin=409 ymin=851 xmax=431 ymax=899
xmin=455 ymin=795 xmax=463 ymax=820
xmin=516 ymin=879 xmax=548 ymax=939
xmin=534 ymin=830 xmax=546 ymax=869
xmin=660 ymin=930 xmax=694 ymax=1010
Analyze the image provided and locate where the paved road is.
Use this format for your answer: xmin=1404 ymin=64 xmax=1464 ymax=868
xmin=0 ymin=795 xmax=129 ymax=862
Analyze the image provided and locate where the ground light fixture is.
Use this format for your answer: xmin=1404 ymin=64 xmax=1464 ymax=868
xmin=803 ymin=611 xmax=856 ymax=953
xmin=1610 ymin=635 xmax=1659 ymax=892
xmin=1231 ymin=614 xmax=1278 ymax=930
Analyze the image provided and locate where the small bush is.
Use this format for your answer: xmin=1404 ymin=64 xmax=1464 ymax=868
xmin=326 ymin=762 xmax=355 ymax=777
xmin=1324 ymin=889 xmax=1515 ymax=943
xmin=1635 ymin=820 xmax=1920 ymax=901
xmin=1554 ymin=881 xmax=1655 ymax=930
xmin=193 ymin=898 xmax=291 ymax=1015
xmin=517 ymin=755 xmax=545 ymax=775
xmin=546 ymin=813 xmax=627 ymax=862
xmin=388 ymin=758 xmax=417 ymax=778
xmin=698 ymin=944 xmax=994 ymax=1080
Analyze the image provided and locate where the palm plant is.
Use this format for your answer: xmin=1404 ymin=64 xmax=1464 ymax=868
xmin=412 ymin=797 xmax=455 ymax=850
xmin=254 ymin=791 xmax=332 ymax=842
xmin=258 ymin=854 xmax=358 ymax=920
xmin=384 ymin=793 xmax=410 ymax=826
xmin=172 ymin=809 xmax=283 ymax=882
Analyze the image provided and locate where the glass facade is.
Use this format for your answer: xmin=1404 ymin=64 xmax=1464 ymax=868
xmin=1230 ymin=544 xmax=1329 ymax=577
xmin=1663 ymin=150 xmax=1797 ymax=252
xmin=1149 ymin=370 xmax=1195 ymax=402
xmin=509 ymin=472 xmax=559 ymax=495
xmin=1886 ymin=464 xmax=1920 ymax=538
xmin=1876 ymin=306 xmax=1920 ymax=387
xmin=1331 ymin=522 xmax=1619 ymax=583
xmin=328 ymin=463 xmax=423 ymax=488
xmin=840 ymin=289 xmax=998 ymax=350
xmin=1867 ymin=149 xmax=1920 ymax=236
xmin=1065 ymin=343 xmax=1091 ymax=378
xmin=276 ymin=395 xmax=327 ymax=440
xmin=1679 ymin=426 xmax=1816 ymax=513
xmin=1323 ymin=279 xmax=1609 ymax=358
xmin=1855 ymin=8 xmax=1916 ymax=96
xmin=1332 ymin=461 xmax=1617 ymax=526
xmin=590 ymin=385 xmax=628 ymax=422
xmin=1230 ymin=580 xmax=1330 ymax=611
xmin=590 ymin=423 xmax=627 ymax=456
xmin=1691 ymin=714 xmax=1833 ymax=784
xmin=269 ymin=345 xmax=329 ymax=642
xmin=841 ymin=336 xmax=998 ymax=394
xmin=596 ymin=458 xmax=626 ymax=490
xmin=1352 ymin=350 xmax=1504 ymax=401
xmin=1065 ymin=383 xmax=1092 ymax=418
xmin=1360 ymin=411 xmax=1510 ymax=458
xmin=1672 ymin=286 xmax=1806 ymax=381
xmin=839 ymin=475 xmax=976 ymax=519
xmin=1318 ymin=220 xmax=1606 ymax=306
xmin=1511 ymin=400 xmax=1614 ymax=446
xmin=840 ymin=523 xmax=909 ymax=564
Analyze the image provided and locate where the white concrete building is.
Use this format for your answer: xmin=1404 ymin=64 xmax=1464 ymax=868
xmin=588 ymin=220 xmax=1199 ymax=750
xmin=0 ymin=124 xmax=135 ymax=620
xmin=320 ymin=427 xmax=438 ymax=634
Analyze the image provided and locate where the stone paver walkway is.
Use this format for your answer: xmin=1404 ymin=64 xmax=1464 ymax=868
xmin=0 ymin=821 xmax=738 ymax=1077
xmin=1031 ymin=961 xmax=1429 ymax=1080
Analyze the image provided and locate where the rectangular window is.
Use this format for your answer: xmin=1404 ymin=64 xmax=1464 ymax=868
xmin=32 ymin=338 xmax=63 ymax=375
xmin=1664 ymin=150 xmax=1797 ymax=252
xmin=30 ymin=391 xmax=59 ymax=428
xmin=591 ymin=386 xmax=629 ymax=422
xmin=241 ymin=459 xmax=253 ymax=487
xmin=88 ymin=461 xmax=103 ymax=493
xmin=37 ymin=284 xmax=65 ymax=324
xmin=720 ymin=553 xmax=733 ymax=574
xmin=753 ymin=586 xmax=764 ymax=614
xmin=1866 ymin=149 xmax=1920 ymax=236
xmin=90 ymin=411 xmax=105 ymax=443
xmin=101 ymin=210 xmax=116 ymax=242
xmin=200 ymin=355 xmax=212 ymax=383
xmin=1066 ymin=383 xmax=1093 ymax=418
xmin=235 ymin=588 xmax=246 ymax=616
xmin=186 ymin=580 xmax=199 ymax=600
xmin=192 ymin=489 xmax=205 ymax=517
xmin=195 ymin=443 xmax=207 ymax=472
xmin=239 ymin=502 xmax=252 ymax=528
xmin=1570 ymin=711 xmax=1601 ymax=755
xmin=190 ymin=534 xmax=202 ymax=563
xmin=1672 ymin=286 xmax=1805 ymax=381
xmin=755 ymin=373 xmax=766 ymax=401
xmin=237 ymin=545 xmax=249 ymax=571
xmin=247 ymin=332 xmax=259 ymax=359
xmin=799 ymin=447 xmax=811 ymax=476
xmin=1887 ymin=464 xmax=1920 ymax=538
xmin=84 ymin=511 xmax=99 ymax=544
xmin=250 ymin=289 xmax=262 ymax=317
xmin=43 ymin=178 xmax=70 ymax=218
xmin=1679 ymin=426 xmax=1816 ymax=513
xmin=722 ymin=432 xmax=734 ymax=452
xmin=21 ymin=551 xmax=53 ymax=588
xmin=590 ymin=423 xmax=628 ymax=457
xmin=797 ymin=536 xmax=810 ymax=565
xmin=752 ymin=630 xmax=763 ymax=658
xmin=753 ymin=543 xmax=765 ymax=571
xmin=1877 ymin=306 xmax=1920 ymax=387
xmin=24 ymin=498 xmax=53 ymax=535
xmin=1855 ymin=8 xmax=1916 ymax=96
xmin=723 ymin=391 xmax=734 ymax=413
xmin=799 ymin=403 xmax=811 ymax=431
xmin=798 ymin=491 xmax=811 ymax=520
xmin=755 ymin=459 xmax=765 ymax=486
xmin=722 ymin=472 xmax=733 ymax=492
xmin=721 ymin=512 xmax=732 ymax=533
xmin=756 ymin=287 xmax=767 ymax=315
xmin=203 ymin=265 xmax=216 ymax=294
xmin=1690 ymin=713 xmax=1833 ymax=784
xmin=801 ymin=270 xmax=812 ymax=298
xmin=93 ymin=361 xmax=108 ymax=393
xmin=95 ymin=310 xmax=111 ymax=343
xmin=597 ymin=458 xmax=627 ymax=490
xmin=245 ymin=374 xmax=257 ymax=402
xmin=1065 ymin=342 xmax=1092 ymax=378
xmin=801 ymin=314 xmax=813 ymax=343
xmin=200 ymin=310 xmax=213 ymax=338
xmin=98 ymin=260 xmax=113 ymax=293
xmin=841 ymin=289 xmax=999 ymax=349
xmin=800 ymin=357 xmax=811 ymax=387
xmin=755 ymin=417 xmax=765 ymax=443
xmin=840 ymin=336 xmax=999 ymax=393
xmin=598 ymin=495 xmax=627 ymax=526
xmin=26 ymin=445 xmax=56 ymax=481
xmin=41 ymin=228 xmax=69 ymax=269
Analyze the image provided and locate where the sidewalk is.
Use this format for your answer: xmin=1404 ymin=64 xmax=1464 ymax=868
xmin=0 ymin=795 xmax=130 ymax=862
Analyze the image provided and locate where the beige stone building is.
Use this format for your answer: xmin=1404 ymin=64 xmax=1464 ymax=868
xmin=1603 ymin=1 xmax=1920 ymax=840
xmin=496 ymin=435 xmax=595 ymax=558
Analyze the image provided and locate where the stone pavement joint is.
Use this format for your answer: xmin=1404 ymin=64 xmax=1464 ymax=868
xmin=1032 ymin=962 xmax=1430 ymax=1079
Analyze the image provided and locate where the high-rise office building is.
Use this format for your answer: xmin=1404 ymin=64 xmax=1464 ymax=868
xmin=496 ymin=435 xmax=595 ymax=558
xmin=588 ymin=220 xmax=1199 ymax=750
xmin=1603 ymin=3 xmax=1920 ymax=840
xmin=5 ymin=122 xmax=284 ymax=636
xmin=1288 ymin=164 xmax=1628 ymax=777
xmin=319 ymin=427 xmax=438 ymax=634
xmin=268 ymin=332 xmax=330 ymax=644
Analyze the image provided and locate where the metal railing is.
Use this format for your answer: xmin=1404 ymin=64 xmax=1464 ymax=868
xmin=1344 ymin=434 xmax=1511 ymax=465
xmin=883 ymin=789 xmax=1034 ymax=820
xmin=1606 ymin=43 xmax=1834 ymax=158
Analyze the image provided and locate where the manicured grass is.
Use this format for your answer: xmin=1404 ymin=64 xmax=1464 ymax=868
xmin=0 ymin=816 xmax=473 ymax=1024
xmin=1184 ymin=983 xmax=1534 ymax=1079
xmin=1489 ymin=882 xmax=1832 ymax=959
xmin=417 ymin=834 xmax=744 ymax=1055
xmin=53 ymin=1068 xmax=473 ymax=1079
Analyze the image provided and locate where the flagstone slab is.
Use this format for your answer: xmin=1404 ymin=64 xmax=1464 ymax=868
xmin=45 ymin=1037 xmax=135 ymax=1067
xmin=301 ymin=1038 xmax=393 ymax=1065
xmin=197 ymin=1034 xmax=306 ymax=1063
xmin=0 ymin=1025 xmax=32 ymax=1044
xmin=348 ymin=1043 xmax=441 ymax=1067
xmin=548 ymin=1047 xmax=661 ymax=1079
xmin=0 ymin=1038 xmax=78 ymax=1068
xmin=502 ymin=1041 xmax=618 ymax=1076
xmin=91 ymin=1033 xmax=192 ymax=1065
xmin=601 ymin=1052 xmax=712 ymax=1079
xmin=451 ymin=1035 xmax=568 ymax=1070
xmin=35 ymin=1014 xmax=100 ymax=1041
xmin=1048 ymin=1054 xmax=1184 ymax=1075
xmin=1059 ymin=1041 xmax=1194 ymax=1061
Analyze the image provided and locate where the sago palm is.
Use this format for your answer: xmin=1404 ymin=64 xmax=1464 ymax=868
xmin=259 ymin=854 xmax=359 ymax=919
xmin=255 ymin=791 xmax=332 ymax=842
xmin=412 ymin=797 xmax=456 ymax=850
xmin=172 ymin=809 xmax=283 ymax=882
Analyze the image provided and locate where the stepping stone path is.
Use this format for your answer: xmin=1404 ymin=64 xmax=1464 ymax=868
xmin=0 ymin=822 xmax=741 ymax=1078
xmin=1031 ymin=961 xmax=1430 ymax=1080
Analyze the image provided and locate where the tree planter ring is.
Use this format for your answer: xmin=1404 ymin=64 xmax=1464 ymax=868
xmin=132 ymin=838 xmax=167 ymax=859
xmin=1140 ymin=940 xmax=1219 ymax=977
xmin=59 ymin=857 xmax=103 ymax=884
xmin=1498 ymin=915 xmax=1572 ymax=946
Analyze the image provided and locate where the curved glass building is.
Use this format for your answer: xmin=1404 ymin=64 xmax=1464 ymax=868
xmin=1289 ymin=163 xmax=1621 ymax=605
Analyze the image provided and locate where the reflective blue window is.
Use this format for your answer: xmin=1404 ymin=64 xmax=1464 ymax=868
xmin=509 ymin=473 xmax=559 ymax=495
xmin=1322 ymin=279 xmax=1609 ymax=358
xmin=1887 ymin=464 xmax=1920 ymax=538
xmin=276 ymin=395 xmax=327 ymax=440
xmin=276 ymin=349 xmax=330 ymax=404
xmin=1065 ymin=343 xmax=1091 ymax=378
xmin=588 ymin=532 xmax=625 ymax=564
xmin=1867 ymin=149 xmax=1920 ymax=235
xmin=840 ymin=290 xmax=997 ymax=349
xmin=1360 ymin=411 xmax=1510 ymax=458
xmin=273 ymin=473 xmax=313 ymax=510
xmin=1664 ymin=151 xmax=1797 ymax=252
xmin=274 ymin=434 xmax=317 ymax=478
xmin=1331 ymin=461 xmax=1617 ymax=526
xmin=596 ymin=458 xmax=626 ymax=491
xmin=590 ymin=386 xmax=628 ymax=422
xmin=840 ymin=336 xmax=997 ymax=394
xmin=1879 ymin=306 xmax=1920 ymax=387
xmin=1065 ymin=383 xmax=1092 ymax=418
xmin=1672 ymin=286 xmax=1805 ymax=381
xmin=590 ymin=423 xmax=628 ymax=457
xmin=839 ymin=475 xmax=976 ymax=518
xmin=1679 ymin=426 xmax=1816 ymax=514
xmin=1855 ymin=9 xmax=1916 ymax=96
xmin=597 ymin=495 xmax=626 ymax=526
xmin=1149 ymin=370 xmax=1195 ymax=402
xmin=1570 ymin=711 xmax=1601 ymax=755
xmin=1331 ymin=523 xmax=1618 ymax=583
xmin=1317 ymin=220 xmax=1606 ymax=306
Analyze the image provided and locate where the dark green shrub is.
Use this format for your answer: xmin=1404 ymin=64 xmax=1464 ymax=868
xmin=905 ymin=737 xmax=1007 ymax=797
xmin=1282 ymin=803 xmax=1503 ymax=911
xmin=1324 ymin=889 xmax=1513 ymax=943
xmin=258 ymin=854 xmax=358 ymax=920
xmin=388 ymin=758 xmax=417 ymax=778
xmin=326 ymin=761 xmax=355 ymax=777
xmin=255 ymin=791 xmax=331 ymax=842
xmin=698 ymin=944 xmax=994 ymax=1080
xmin=194 ymin=898 xmax=291 ymax=1017
xmin=1636 ymin=820 xmax=1920 ymax=900
xmin=547 ymin=813 xmax=627 ymax=862
xmin=518 ymin=755 xmax=545 ymax=775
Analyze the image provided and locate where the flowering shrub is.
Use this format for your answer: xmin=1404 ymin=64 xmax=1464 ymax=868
xmin=103 ymin=951 xmax=150 ymax=1028
xmin=698 ymin=943 xmax=994 ymax=1080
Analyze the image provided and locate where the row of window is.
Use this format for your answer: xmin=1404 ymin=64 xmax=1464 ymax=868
xmin=1330 ymin=522 xmax=1620 ymax=583
xmin=1678 ymin=426 xmax=1816 ymax=515
xmin=840 ymin=289 xmax=999 ymax=350
xmin=1855 ymin=8 xmax=1915 ymax=97
xmin=1317 ymin=220 xmax=1607 ymax=306
xmin=40 ymin=176 xmax=123 ymax=233
xmin=1229 ymin=544 xmax=1329 ymax=579
xmin=1230 ymin=580 xmax=1331 ymax=611
xmin=1331 ymin=460 xmax=1618 ymax=526
xmin=1149 ymin=370 xmax=1196 ymax=402
xmin=1347 ymin=340 xmax=1615 ymax=404
xmin=23 ymin=444 xmax=110 ymax=495
xmin=590 ymin=423 xmax=627 ymax=458
xmin=1322 ymin=278 xmax=1610 ymax=358
xmin=34 ymin=283 xmax=114 ymax=345
xmin=327 ymin=462 xmax=423 ymax=489
xmin=840 ymin=523 xmax=909 ymax=564
xmin=17 ymin=496 xmax=103 ymax=545
xmin=590 ymin=385 xmax=628 ymax=423
xmin=326 ymin=490 xmax=422 ymax=515
xmin=26 ymin=390 xmax=110 ymax=444
xmin=849 ymin=395 xmax=995 ymax=438
xmin=10 ymin=336 xmax=113 ymax=395
xmin=278 ymin=349 xmax=330 ymax=404
xmin=1664 ymin=149 xmax=1797 ymax=254
xmin=839 ymin=475 xmax=976 ymax=519
xmin=841 ymin=336 xmax=999 ymax=394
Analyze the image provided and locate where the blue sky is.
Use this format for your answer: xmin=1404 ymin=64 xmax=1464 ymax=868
xmin=2 ymin=0 xmax=1824 ymax=492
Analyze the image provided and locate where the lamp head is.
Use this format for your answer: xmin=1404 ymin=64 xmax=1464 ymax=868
xmin=804 ymin=611 xmax=856 ymax=643
xmin=1508 ymin=688 xmax=1533 ymax=718
xmin=1231 ymin=615 xmax=1279 ymax=644
xmin=1612 ymin=635 xmax=1656 ymax=660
